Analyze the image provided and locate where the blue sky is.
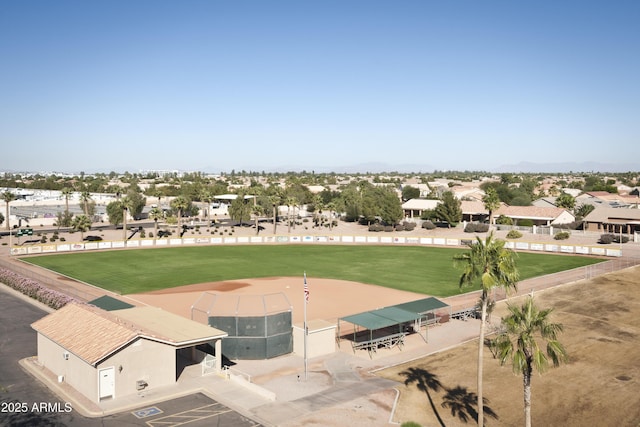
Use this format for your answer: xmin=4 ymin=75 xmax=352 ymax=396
xmin=1 ymin=1 xmax=639 ymax=173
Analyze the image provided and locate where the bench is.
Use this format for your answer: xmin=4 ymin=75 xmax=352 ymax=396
xmin=424 ymin=313 xmax=442 ymax=326
xmin=451 ymin=307 xmax=477 ymax=321
xmin=351 ymin=332 xmax=406 ymax=358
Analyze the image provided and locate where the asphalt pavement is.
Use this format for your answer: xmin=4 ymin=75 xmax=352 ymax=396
xmin=0 ymin=286 xmax=262 ymax=427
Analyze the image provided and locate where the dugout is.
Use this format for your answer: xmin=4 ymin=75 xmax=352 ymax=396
xmin=337 ymin=297 xmax=450 ymax=355
xmin=191 ymin=292 xmax=293 ymax=360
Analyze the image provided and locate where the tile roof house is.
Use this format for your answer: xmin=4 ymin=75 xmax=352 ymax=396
xmin=495 ymin=205 xmax=575 ymax=226
xmin=32 ymin=303 xmax=227 ymax=403
xmin=583 ymin=206 xmax=640 ymax=235
xmin=402 ymin=199 xmax=440 ymax=218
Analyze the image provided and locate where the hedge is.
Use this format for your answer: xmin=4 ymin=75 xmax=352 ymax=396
xmin=0 ymin=268 xmax=76 ymax=309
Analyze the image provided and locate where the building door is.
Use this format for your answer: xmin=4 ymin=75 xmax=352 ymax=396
xmin=98 ymin=367 xmax=115 ymax=400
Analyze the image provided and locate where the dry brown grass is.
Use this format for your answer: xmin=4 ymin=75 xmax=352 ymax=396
xmin=378 ymin=266 xmax=640 ymax=426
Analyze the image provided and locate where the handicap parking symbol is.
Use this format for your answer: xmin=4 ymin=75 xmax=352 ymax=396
xmin=132 ymin=406 xmax=163 ymax=419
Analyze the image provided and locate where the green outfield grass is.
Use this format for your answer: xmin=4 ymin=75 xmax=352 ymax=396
xmin=20 ymin=245 xmax=604 ymax=297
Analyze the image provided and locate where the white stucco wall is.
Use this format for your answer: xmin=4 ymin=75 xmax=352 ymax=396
xmin=37 ymin=334 xmax=97 ymax=402
xmin=96 ymin=338 xmax=176 ymax=399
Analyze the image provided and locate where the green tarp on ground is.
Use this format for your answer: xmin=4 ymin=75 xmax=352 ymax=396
xmin=88 ymin=295 xmax=134 ymax=311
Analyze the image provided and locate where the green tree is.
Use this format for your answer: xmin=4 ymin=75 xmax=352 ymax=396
xmin=106 ymin=200 xmax=123 ymax=228
xmin=555 ymin=193 xmax=576 ymax=210
xmin=482 ymin=187 xmax=500 ymax=226
xmin=71 ymin=214 xmax=92 ymax=240
xmin=229 ymin=194 xmax=251 ymax=225
xmin=492 ymin=296 xmax=568 ymax=427
xmin=454 ymin=232 xmax=519 ymax=427
xmin=377 ymin=187 xmax=404 ymax=226
xmin=401 ymin=185 xmax=420 ymax=201
xmin=2 ymin=191 xmax=16 ymax=230
xmin=124 ymin=188 xmax=147 ymax=219
xmin=434 ymin=191 xmax=462 ymax=227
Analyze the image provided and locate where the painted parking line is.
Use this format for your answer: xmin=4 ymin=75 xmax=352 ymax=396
xmin=145 ymin=403 xmax=234 ymax=426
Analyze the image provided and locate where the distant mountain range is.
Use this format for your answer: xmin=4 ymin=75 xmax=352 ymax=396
xmin=3 ymin=161 xmax=638 ymax=176
xmin=239 ymin=161 xmax=639 ymax=174
xmin=493 ymin=161 xmax=640 ymax=174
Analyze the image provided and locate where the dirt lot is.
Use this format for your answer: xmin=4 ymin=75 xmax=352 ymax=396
xmin=377 ymin=265 xmax=640 ymax=426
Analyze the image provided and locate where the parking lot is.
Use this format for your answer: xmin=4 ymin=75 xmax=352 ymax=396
xmin=0 ymin=287 xmax=262 ymax=427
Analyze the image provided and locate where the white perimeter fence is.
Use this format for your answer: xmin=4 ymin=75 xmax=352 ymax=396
xmin=8 ymin=233 xmax=628 ymax=258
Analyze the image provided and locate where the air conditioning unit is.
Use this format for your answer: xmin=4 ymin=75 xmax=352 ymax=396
xmin=58 ymin=375 xmax=64 ymax=383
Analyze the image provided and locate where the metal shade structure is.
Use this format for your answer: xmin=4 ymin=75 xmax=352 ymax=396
xmin=338 ymin=297 xmax=450 ymax=348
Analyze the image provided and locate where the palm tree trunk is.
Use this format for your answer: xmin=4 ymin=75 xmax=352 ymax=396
xmin=122 ymin=208 xmax=127 ymax=241
xmin=524 ymin=365 xmax=532 ymax=427
xmin=154 ymin=220 xmax=158 ymax=245
xmin=273 ymin=205 xmax=277 ymax=234
xmin=329 ymin=208 xmax=333 ymax=231
xmin=477 ymin=295 xmax=488 ymax=427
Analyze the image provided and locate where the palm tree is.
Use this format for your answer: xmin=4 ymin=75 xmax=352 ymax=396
xmin=326 ymin=201 xmax=337 ymax=231
xmin=269 ymin=195 xmax=280 ymax=234
xmin=199 ymin=189 xmax=212 ymax=219
xmin=120 ymin=196 xmax=132 ymax=241
xmin=2 ymin=191 xmax=16 ymax=230
xmin=148 ymin=207 xmax=164 ymax=244
xmin=252 ymin=204 xmax=263 ymax=235
xmin=492 ymin=296 xmax=568 ymax=427
xmin=454 ymin=231 xmax=519 ymax=427
xmin=79 ymin=191 xmax=92 ymax=216
xmin=61 ymin=187 xmax=73 ymax=218
xmin=482 ymin=187 xmax=500 ymax=227
xmin=311 ymin=194 xmax=323 ymax=226
xmin=285 ymin=196 xmax=298 ymax=233
xmin=71 ymin=214 xmax=92 ymax=240
xmin=170 ymin=196 xmax=190 ymax=232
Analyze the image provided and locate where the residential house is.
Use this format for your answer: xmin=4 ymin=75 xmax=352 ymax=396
xmin=494 ymin=206 xmax=575 ymax=226
xmin=583 ymin=207 xmax=640 ymax=235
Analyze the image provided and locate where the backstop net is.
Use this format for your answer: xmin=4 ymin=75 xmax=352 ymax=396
xmin=191 ymin=292 xmax=293 ymax=360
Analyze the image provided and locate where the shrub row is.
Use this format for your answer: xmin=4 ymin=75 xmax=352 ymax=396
xmin=554 ymin=231 xmax=571 ymax=240
xmin=368 ymin=221 xmax=418 ymax=232
xmin=506 ymin=230 xmax=522 ymax=239
xmin=0 ymin=268 xmax=76 ymax=309
xmin=464 ymin=223 xmax=489 ymax=233
xmin=599 ymin=234 xmax=630 ymax=244
xmin=422 ymin=220 xmax=436 ymax=230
